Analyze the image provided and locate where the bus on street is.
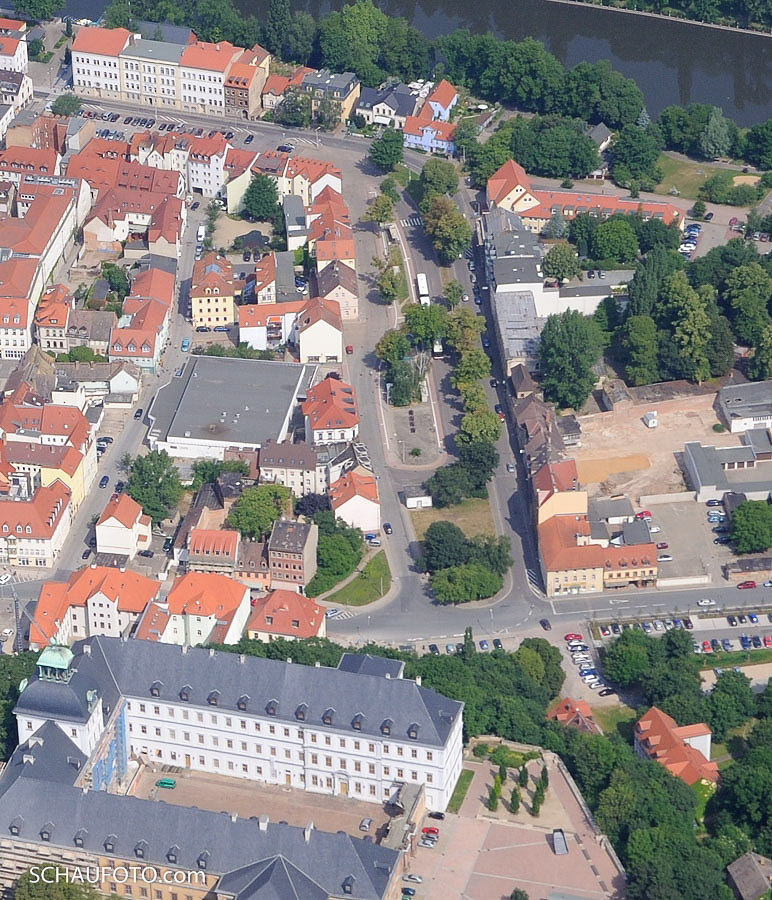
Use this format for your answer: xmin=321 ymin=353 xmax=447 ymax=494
xmin=416 ymin=273 xmax=430 ymax=305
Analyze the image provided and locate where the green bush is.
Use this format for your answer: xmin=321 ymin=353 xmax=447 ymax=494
xmin=473 ymin=743 xmax=490 ymax=758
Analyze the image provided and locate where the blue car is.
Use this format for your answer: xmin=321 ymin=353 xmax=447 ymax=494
xmin=181 ymin=338 xmax=190 ymax=352
xmin=749 ymin=612 xmax=759 ymax=623
xmin=740 ymin=635 xmax=751 ymax=650
xmin=479 ymin=639 xmax=489 ymax=651
xmin=722 ymin=638 xmax=732 ymax=651
xmin=579 ymin=668 xmax=597 ymax=677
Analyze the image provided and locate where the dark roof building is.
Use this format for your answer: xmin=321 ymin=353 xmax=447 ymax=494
xmin=727 ymin=852 xmax=772 ymax=900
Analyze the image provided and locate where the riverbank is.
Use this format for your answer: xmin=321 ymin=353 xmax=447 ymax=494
xmin=543 ymin=0 xmax=771 ymax=36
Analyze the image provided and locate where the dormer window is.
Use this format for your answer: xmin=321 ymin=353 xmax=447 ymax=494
xmin=408 ymin=723 xmax=419 ymax=740
xmin=295 ymin=703 xmax=307 ymax=721
xmin=179 ymin=685 xmax=191 ymax=702
xmin=9 ymin=818 xmax=21 ymax=836
xmin=167 ymin=845 xmax=179 ymax=864
xmin=197 ymin=851 xmax=209 ymax=869
xmin=237 ymin=694 xmax=248 ymax=711
xmin=150 ymin=681 xmax=161 ymax=697
xmin=104 ymin=835 xmax=116 ymax=852
xmin=207 ymin=691 xmax=219 ymax=706
xmin=74 ymin=829 xmax=86 ymax=847
xmin=15 ymin=525 xmax=21 ymax=533
xmin=135 ymin=840 xmax=147 ymax=858
xmin=381 ymin=718 xmax=392 ymax=736
xmin=40 ymin=823 xmax=53 ymax=841
xmin=352 ymin=713 xmax=364 ymax=731
xmin=322 ymin=708 xmax=334 ymax=726
xmin=266 ymin=699 xmax=278 ymax=716
xmin=25 ymin=525 xmax=31 ymax=534
xmin=342 ymin=876 xmax=354 ymax=895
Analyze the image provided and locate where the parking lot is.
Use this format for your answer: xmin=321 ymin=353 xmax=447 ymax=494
xmin=131 ymin=767 xmax=391 ymax=840
xmin=643 ymin=501 xmax=733 ymax=583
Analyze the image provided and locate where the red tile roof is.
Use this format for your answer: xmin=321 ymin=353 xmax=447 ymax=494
xmin=538 ymin=514 xmax=657 ymax=574
xmin=302 ymin=376 xmax=359 ymax=431
xmin=635 ymin=707 xmax=718 ymax=785
xmin=262 ymin=74 xmax=289 ymax=98
xmin=0 ymin=190 xmax=72 ymax=257
xmin=97 ymin=492 xmax=146 ymax=529
xmin=316 ymin=239 xmax=355 ymax=264
xmin=129 ymin=267 xmax=176 ymax=308
xmin=427 ymin=79 xmax=457 ymax=110
xmin=224 ymin=147 xmax=259 ymax=179
xmin=0 ymin=17 xmax=26 ymax=31
xmin=487 ymin=159 xmax=530 ymax=207
xmin=72 ymin=25 xmax=131 ymax=56
xmin=247 ymin=589 xmax=324 ymax=639
xmin=188 ymin=528 xmax=239 ymax=558
xmin=180 ymin=40 xmax=239 ymax=73
xmin=297 ymin=296 xmax=342 ymax=334
xmin=166 ymin=572 xmax=248 ymax=616
xmin=0 ymin=479 xmax=69 ymax=541
xmin=330 ymin=470 xmax=379 ymax=508
xmin=30 ymin=564 xmax=160 ymax=644
xmin=547 ymin=698 xmax=601 ymax=734
xmin=532 ymin=460 xmax=579 ymax=505
xmin=33 ymin=284 xmax=71 ymax=329
xmin=402 ymin=115 xmax=456 ymax=143
xmin=0 ymin=146 xmax=59 ymax=177
xmin=238 ymin=299 xmax=304 ymax=329
xmin=147 ymin=195 xmax=184 ymax=247
xmin=191 ymin=252 xmax=233 ymax=298
xmin=0 ymin=36 xmax=20 ymax=56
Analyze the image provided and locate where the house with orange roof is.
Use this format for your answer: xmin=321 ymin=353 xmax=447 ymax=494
xmin=83 ymin=189 xmax=185 ymax=257
xmin=95 ymin=493 xmax=152 ymax=561
xmin=296 ymin=296 xmax=343 ymax=364
xmin=72 ymin=27 xmax=132 ymax=99
xmin=634 ymin=707 xmax=718 ymax=785
xmin=108 ymin=297 xmax=169 ymax=373
xmin=129 ymin=267 xmax=176 ymax=309
xmin=186 ymin=528 xmax=240 ymax=576
xmin=136 ymin=571 xmax=251 ymax=646
xmin=190 ymin=252 xmax=236 ymax=330
xmin=486 ymin=158 xmax=683 ymax=233
xmin=238 ymin=298 xmax=305 ymax=352
xmin=33 ymin=284 xmax=72 ymax=355
xmin=547 ymin=698 xmax=601 ymax=734
xmin=222 ymin=146 xmax=260 ymax=212
xmin=538 ymin=513 xmax=657 ymax=597
xmin=224 ymin=44 xmax=270 ymax=119
xmin=180 ymin=40 xmax=242 ymax=115
xmin=301 ymin=375 xmax=359 ymax=445
xmin=0 ymin=17 xmax=26 ymax=33
xmin=261 ymin=65 xmax=313 ymax=111
xmin=0 ymin=257 xmax=43 ymax=361
xmin=285 ymin=157 xmax=342 ymax=205
xmin=532 ymin=460 xmax=587 ymax=525
xmin=66 ymin=150 xmax=185 ymax=202
xmin=402 ymin=108 xmax=457 ymax=156
xmin=246 ymin=588 xmax=326 ymax=641
xmin=330 ymin=470 xmax=380 ymax=533
xmin=0 ymin=477 xmax=71 ymax=568
xmin=0 ymin=34 xmax=27 ymax=72
xmin=424 ymin=79 xmax=458 ymax=122
xmin=28 ymin=565 xmax=161 ymax=650
xmin=187 ymin=132 xmax=229 ymax=197
xmin=251 ymin=251 xmax=277 ymax=304
xmin=315 ymin=236 xmax=356 ymax=273
xmin=0 ymin=146 xmax=60 ymax=188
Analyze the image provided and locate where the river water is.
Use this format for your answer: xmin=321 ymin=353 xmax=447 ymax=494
xmin=66 ymin=0 xmax=771 ymax=124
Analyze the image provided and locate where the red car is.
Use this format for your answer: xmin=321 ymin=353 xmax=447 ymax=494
xmin=702 ymin=640 xmax=711 ymax=652
xmin=422 ymin=826 xmax=439 ymax=835
xmin=738 ymin=581 xmax=757 ymax=590
xmin=564 ymin=633 xmax=583 ymax=642
xmin=656 ymin=542 xmax=668 ymax=550
xmin=729 ymin=216 xmax=738 ymax=226
xmin=345 ymin=344 xmax=354 ymax=355
xmin=635 ymin=510 xmax=652 ymax=520
xmin=764 ymin=635 xmax=772 ymax=648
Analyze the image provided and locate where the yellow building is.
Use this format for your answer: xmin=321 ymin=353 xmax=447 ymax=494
xmin=189 ymin=252 xmax=236 ymax=331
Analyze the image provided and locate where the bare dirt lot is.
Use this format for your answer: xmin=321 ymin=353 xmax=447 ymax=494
xmin=575 ymin=402 xmax=738 ymax=499
xmin=213 ymin=216 xmax=271 ymax=250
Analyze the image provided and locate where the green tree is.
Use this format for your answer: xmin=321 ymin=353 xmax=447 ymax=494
xmin=729 ymin=500 xmax=772 ymax=553
xmin=543 ymin=210 xmax=567 ymax=239
xmin=488 ymin=784 xmax=499 ymax=811
xmin=372 ymin=252 xmax=406 ymax=304
xmin=14 ymin=871 xmax=99 ymax=900
xmin=458 ymin=441 xmax=499 ymax=488
xmin=101 ymin=262 xmax=130 ymax=300
xmin=283 ymin=12 xmax=317 ymax=64
xmin=316 ymin=97 xmax=341 ymax=131
xmin=445 ymin=279 xmax=464 ymax=308
xmin=540 ymin=765 xmax=549 ymax=788
xmin=274 ymin=88 xmax=311 ymax=127
xmin=446 ymin=307 xmax=486 ymax=352
xmin=591 ymin=217 xmax=640 ymax=263
xmin=380 ymin=176 xmax=400 ymax=204
xmin=404 ymin=303 xmax=448 ymax=346
xmin=242 ymin=174 xmax=282 ymax=225
xmin=226 ymin=485 xmax=291 ymax=539
xmin=672 ymin=281 xmax=712 ymax=384
xmin=458 ymin=408 xmax=502 ymax=445
xmin=263 ymin=0 xmax=291 ymax=55
xmin=519 ymin=766 xmax=529 ymax=787
xmin=362 ymin=193 xmax=394 ymax=226
xmin=692 ymin=199 xmax=707 ymax=219
xmin=539 ymin=310 xmax=603 ymax=409
xmin=431 ymin=563 xmax=502 ymax=604
xmin=51 ymin=92 xmax=81 ymax=117
xmin=422 ymin=194 xmax=472 ymax=264
xmin=13 ymin=0 xmax=59 ymax=19
xmin=621 ymin=315 xmax=659 ymax=386
xmin=451 ymin=349 xmax=491 ymax=388
xmin=510 ymin=787 xmax=521 ymax=814
xmin=499 ymin=761 xmax=508 ymax=783
xmin=749 ymin=324 xmax=772 ymax=381
xmin=423 ymin=521 xmax=470 ymax=572
xmin=426 ymin=464 xmax=471 ymax=507
xmin=420 ymin=157 xmax=459 ymax=197
xmin=375 ymin=329 xmax=410 ymax=365
xmin=723 ymin=263 xmax=772 ymax=346
xmin=543 ymin=242 xmax=579 ymax=282
xmin=126 ymin=451 xmax=182 ymax=525
xmin=190 ymin=459 xmax=248 ymax=490
xmin=65 ymin=16 xmax=72 ymax=36
xmin=611 ymin=124 xmax=661 ymax=183
xmin=708 ymin=669 xmax=755 ymax=741
xmin=369 ymin=128 xmax=404 ymax=171
xmin=699 ymin=107 xmax=732 ymax=159
xmin=744 ymin=119 xmax=772 ymax=170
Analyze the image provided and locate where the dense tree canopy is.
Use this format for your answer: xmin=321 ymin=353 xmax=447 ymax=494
xmin=730 ymin=500 xmax=772 ymax=553
xmin=242 ymin=175 xmax=282 ymax=225
xmin=126 ymin=451 xmax=182 ymax=525
xmin=226 ymin=484 xmax=291 ymax=539
xmin=369 ymin=128 xmax=404 ymax=171
xmin=538 ymin=310 xmax=603 ymax=409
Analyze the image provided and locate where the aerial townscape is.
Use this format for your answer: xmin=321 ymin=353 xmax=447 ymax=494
xmin=0 ymin=0 xmax=770 ymax=898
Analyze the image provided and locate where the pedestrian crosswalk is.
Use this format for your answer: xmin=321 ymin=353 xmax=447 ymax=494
xmin=525 ymin=568 xmax=542 ymax=590
xmin=400 ymin=215 xmax=423 ymax=228
xmin=326 ymin=609 xmax=357 ymax=621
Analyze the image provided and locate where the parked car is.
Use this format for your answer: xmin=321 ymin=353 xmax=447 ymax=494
xmin=163 ymin=537 xmax=174 ymax=552
xmin=138 ymin=550 xmax=154 ymax=559
xmin=181 ymin=339 xmax=190 ymax=352
xmin=401 ymin=888 xmax=416 ymax=897
xmin=749 ymin=612 xmax=759 ymax=623
xmin=403 ymin=874 xmax=424 ymax=883
xmin=752 ymin=635 xmax=762 ymax=649
xmin=422 ymin=826 xmax=439 ymax=835
xmin=383 ymin=522 xmax=393 ymax=535
xmin=704 ymin=211 xmax=714 ymax=220
xmin=656 ymin=542 xmax=669 ymax=550
xmin=702 ymin=640 xmax=712 ymax=652
xmin=359 ymin=818 xmax=372 ymax=832
xmin=706 ymin=499 xmax=723 ymax=507
xmin=728 ymin=615 xmax=738 ymax=626
xmin=564 ymin=633 xmax=583 ymax=641
xmin=683 ymin=617 xmax=693 ymax=630
xmin=539 ymin=618 xmax=552 ymax=631
xmin=711 ymin=638 xmax=721 ymax=652
xmin=418 ymin=839 xmax=436 ymax=849
xmin=598 ymin=688 xmax=616 ymax=697
xmin=714 ymin=536 xmax=731 ymax=544
xmin=722 ymin=638 xmax=732 ymax=651
xmin=82 ymin=549 xmax=91 ymax=560
xmin=492 ymin=638 xmax=503 ymax=650
xmin=635 ymin=510 xmax=652 ymax=520
xmin=738 ymin=581 xmax=757 ymax=589
xmin=764 ymin=635 xmax=772 ymax=648
xmin=610 ymin=622 xmax=621 ymax=635
xmin=134 ymin=408 xmax=143 ymax=420
xmin=445 ymin=644 xmax=455 ymax=654
xmin=506 ymin=462 xmax=515 ymax=473
xmin=739 ymin=614 xmax=748 ymax=624
xmin=428 ymin=643 xmax=439 ymax=655
xmin=479 ymin=639 xmax=489 ymax=651
xmin=245 ymin=134 xmax=254 ymax=144
xmin=99 ymin=475 xmax=109 ymax=488
xmin=698 ymin=598 xmax=716 ymax=607
xmin=657 ymin=554 xmax=673 ymax=562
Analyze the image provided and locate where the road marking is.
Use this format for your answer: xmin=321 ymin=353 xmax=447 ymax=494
xmin=400 ymin=215 xmax=423 ymax=227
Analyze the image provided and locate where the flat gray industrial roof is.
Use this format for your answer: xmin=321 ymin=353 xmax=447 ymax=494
xmin=120 ymin=38 xmax=185 ymax=63
xmin=147 ymin=356 xmax=316 ymax=449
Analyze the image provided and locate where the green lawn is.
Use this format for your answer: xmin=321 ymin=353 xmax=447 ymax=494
xmin=591 ymin=704 xmax=637 ymax=739
xmin=654 ymin=153 xmax=743 ymax=200
xmin=692 ymin=779 xmax=715 ymax=824
xmin=700 ymin=648 xmax=772 ymax=669
xmin=410 ymin=497 xmax=496 ymax=542
xmin=447 ymin=769 xmax=475 ymax=813
xmin=323 ymin=551 xmax=391 ymax=607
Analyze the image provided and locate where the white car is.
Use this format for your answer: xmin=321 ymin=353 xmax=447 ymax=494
xmin=588 ymin=681 xmax=604 ymax=690
xmin=0 ymin=573 xmax=11 ymax=585
xmin=653 ymin=620 xmax=664 ymax=631
xmin=697 ymin=598 xmax=716 ymax=607
xmin=325 ymin=608 xmax=340 ymax=619
xmin=1 ymin=627 xmax=12 ymax=637
xmin=648 ymin=525 xmax=661 ymax=533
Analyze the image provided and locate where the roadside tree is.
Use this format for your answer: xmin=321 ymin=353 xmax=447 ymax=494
xmin=369 ymin=128 xmax=404 ymax=171
xmin=126 ymin=451 xmax=182 ymax=525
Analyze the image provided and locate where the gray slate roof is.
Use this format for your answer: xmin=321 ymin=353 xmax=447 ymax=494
xmin=718 ymin=379 xmax=772 ymax=425
xmin=337 ymin=653 xmax=405 ymax=679
xmin=16 ymin=637 xmax=463 ymax=747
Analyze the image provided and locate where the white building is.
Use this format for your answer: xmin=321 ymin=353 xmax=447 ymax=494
xmin=180 ymin=40 xmax=241 ymax=114
xmin=71 ymin=26 xmax=132 ymax=99
xmin=301 ymin=376 xmax=360 ymax=446
xmin=330 ymin=471 xmax=380 ymax=534
xmin=15 ymin=637 xmax=465 ymax=812
xmin=119 ymin=38 xmax=184 ymax=109
xmin=95 ymin=493 xmax=152 ymax=560
xmin=0 ymin=479 xmax=71 ymax=569
xmin=0 ymin=36 xmax=27 ymax=73
xmin=718 ymin=381 xmax=772 ymax=433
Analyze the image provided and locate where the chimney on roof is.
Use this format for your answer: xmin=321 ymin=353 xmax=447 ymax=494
xmin=239 ymin=654 xmax=245 ymax=664
xmin=304 ymin=821 xmax=313 ymax=843
xmin=415 ymin=675 xmax=421 ymax=686
xmin=385 ymin=673 xmax=391 ymax=679
xmin=230 ymin=812 xmax=238 ymax=822
xmin=209 ymin=648 xmax=215 ymax=657
xmin=83 ymin=644 xmax=91 ymax=656
xmin=258 ymin=815 xmax=269 ymax=832
xmin=314 ymin=660 xmax=320 ymax=667
xmin=182 ymin=644 xmax=188 ymax=654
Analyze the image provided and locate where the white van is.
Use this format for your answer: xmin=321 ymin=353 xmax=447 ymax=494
xmin=196 ymin=224 xmax=206 ymax=243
